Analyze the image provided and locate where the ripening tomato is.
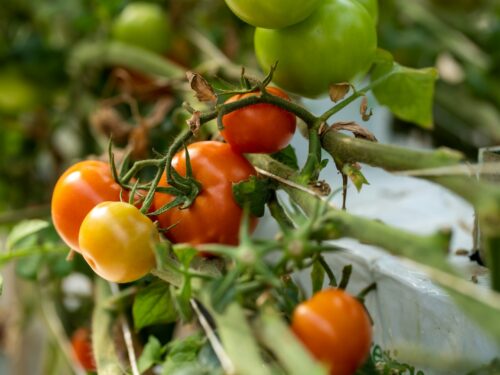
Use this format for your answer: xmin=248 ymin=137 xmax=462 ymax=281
xmin=292 ymin=289 xmax=372 ymax=375
xmin=51 ymin=161 xmax=123 ymax=252
xmin=221 ymin=87 xmax=296 ymax=154
xmin=79 ymin=202 xmax=158 ymax=283
xmin=354 ymin=0 xmax=378 ymax=21
xmin=254 ymin=0 xmax=377 ymax=98
xmin=112 ymin=2 xmax=171 ymax=54
xmin=71 ymin=328 xmax=96 ymax=372
xmin=224 ymin=0 xmax=322 ymax=29
xmin=153 ymin=141 xmax=257 ymax=246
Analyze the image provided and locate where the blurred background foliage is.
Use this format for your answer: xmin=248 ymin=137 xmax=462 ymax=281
xmin=0 ymin=0 xmax=499 ymax=213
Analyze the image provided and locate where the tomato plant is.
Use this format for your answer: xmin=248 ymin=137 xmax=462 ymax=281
xmin=79 ymin=201 xmax=158 ymax=283
xmin=153 ymin=141 xmax=257 ymax=246
xmin=355 ymin=0 xmax=378 ymax=21
xmin=71 ymin=328 xmax=96 ymax=372
xmin=292 ymin=289 xmax=373 ymax=375
xmin=254 ymin=0 xmax=377 ymax=97
xmin=224 ymin=0 xmax=322 ymax=29
xmin=221 ymin=87 xmax=296 ymax=154
xmin=51 ymin=160 xmax=123 ymax=252
xmin=112 ymin=2 xmax=171 ymax=54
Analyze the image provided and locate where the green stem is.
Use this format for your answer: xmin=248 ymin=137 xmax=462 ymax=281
xmin=248 ymin=155 xmax=452 ymax=270
xmin=321 ymin=130 xmax=464 ymax=170
xmin=69 ymin=41 xmax=185 ymax=79
xmin=92 ymin=279 xmax=126 ymax=375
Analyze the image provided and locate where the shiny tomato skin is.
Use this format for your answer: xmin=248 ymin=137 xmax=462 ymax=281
xmin=71 ymin=328 xmax=96 ymax=372
xmin=221 ymin=87 xmax=296 ymax=154
xmin=51 ymin=161 xmax=122 ymax=252
xmin=292 ymin=289 xmax=372 ymax=375
xmin=79 ymin=202 xmax=158 ymax=283
xmin=224 ymin=0 xmax=322 ymax=29
xmin=254 ymin=0 xmax=377 ymax=98
xmin=112 ymin=2 xmax=171 ymax=54
xmin=355 ymin=0 xmax=378 ymax=21
xmin=153 ymin=141 xmax=257 ymax=246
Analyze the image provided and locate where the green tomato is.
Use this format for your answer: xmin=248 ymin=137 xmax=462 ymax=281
xmin=254 ymin=0 xmax=377 ymax=98
xmin=0 ymin=70 xmax=38 ymax=114
xmin=224 ymin=0 xmax=322 ymax=29
xmin=354 ymin=0 xmax=378 ymax=22
xmin=112 ymin=2 xmax=171 ymax=54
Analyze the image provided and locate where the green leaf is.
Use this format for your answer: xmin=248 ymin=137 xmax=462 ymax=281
xmin=342 ymin=164 xmax=369 ymax=192
xmin=138 ymin=336 xmax=164 ymax=373
xmin=310 ymin=259 xmax=325 ymax=294
xmin=371 ymin=53 xmax=438 ymax=129
xmin=15 ymin=253 xmax=44 ymax=280
xmin=232 ymin=176 xmax=272 ymax=217
xmin=162 ymin=334 xmax=205 ymax=375
xmin=7 ymin=219 xmax=49 ymax=251
xmin=133 ymin=281 xmax=177 ymax=330
xmin=271 ymin=145 xmax=299 ymax=171
xmin=173 ymin=245 xmax=198 ymax=269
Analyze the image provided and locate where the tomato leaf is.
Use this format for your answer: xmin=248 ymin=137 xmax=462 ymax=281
xmin=232 ymin=176 xmax=273 ymax=217
xmin=271 ymin=145 xmax=299 ymax=171
xmin=342 ymin=164 xmax=370 ymax=192
xmin=133 ymin=281 xmax=177 ymax=330
xmin=7 ymin=219 xmax=49 ymax=251
xmin=161 ymin=334 xmax=205 ymax=375
xmin=371 ymin=50 xmax=438 ymax=129
xmin=310 ymin=259 xmax=325 ymax=294
xmin=138 ymin=336 xmax=164 ymax=373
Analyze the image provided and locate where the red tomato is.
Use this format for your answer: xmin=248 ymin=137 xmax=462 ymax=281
xmin=292 ymin=289 xmax=372 ymax=375
xmin=51 ymin=161 xmax=122 ymax=252
xmin=153 ymin=141 xmax=257 ymax=246
xmin=71 ymin=328 xmax=96 ymax=372
xmin=221 ymin=87 xmax=296 ymax=154
xmin=79 ymin=201 xmax=158 ymax=283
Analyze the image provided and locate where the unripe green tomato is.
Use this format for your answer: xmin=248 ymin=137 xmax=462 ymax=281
xmin=0 ymin=70 xmax=38 ymax=114
xmin=355 ymin=0 xmax=378 ymax=22
xmin=112 ymin=2 xmax=171 ymax=54
xmin=254 ymin=0 xmax=377 ymax=98
xmin=224 ymin=0 xmax=322 ymax=29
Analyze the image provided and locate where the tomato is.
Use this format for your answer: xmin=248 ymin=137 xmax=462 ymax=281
xmin=354 ymin=0 xmax=378 ymax=21
xmin=221 ymin=87 xmax=296 ymax=154
xmin=79 ymin=202 xmax=158 ymax=283
xmin=153 ymin=141 xmax=257 ymax=246
xmin=112 ymin=2 xmax=171 ymax=54
xmin=254 ymin=0 xmax=377 ymax=98
xmin=71 ymin=328 xmax=96 ymax=372
xmin=224 ymin=0 xmax=322 ymax=29
xmin=292 ymin=289 xmax=372 ymax=375
xmin=51 ymin=161 xmax=123 ymax=252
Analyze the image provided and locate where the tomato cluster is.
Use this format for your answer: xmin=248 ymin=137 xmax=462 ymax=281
xmin=226 ymin=0 xmax=378 ymax=98
xmin=292 ymin=289 xmax=373 ymax=375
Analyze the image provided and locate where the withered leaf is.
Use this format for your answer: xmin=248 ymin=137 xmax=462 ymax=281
xmin=328 ymin=82 xmax=351 ymax=103
xmin=331 ymin=121 xmax=377 ymax=142
xmin=360 ymin=96 xmax=373 ymax=121
xmin=186 ymin=71 xmax=217 ymax=103
xmin=186 ymin=111 xmax=202 ymax=135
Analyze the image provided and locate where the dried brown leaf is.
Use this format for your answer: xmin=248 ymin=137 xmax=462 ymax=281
xmin=186 ymin=71 xmax=217 ymax=103
xmin=331 ymin=121 xmax=377 ymax=142
xmin=328 ymin=83 xmax=351 ymax=103
xmin=187 ymin=111 xmax=202 ymax=135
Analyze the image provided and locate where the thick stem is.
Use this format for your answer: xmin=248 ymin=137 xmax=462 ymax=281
xmin=69 ymin=41 xmax=185 ymax=79
xmin=249 ymin=155 xmax=452 ymax=269
xmin=322 ymin=130 xmax=464 ymax=170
